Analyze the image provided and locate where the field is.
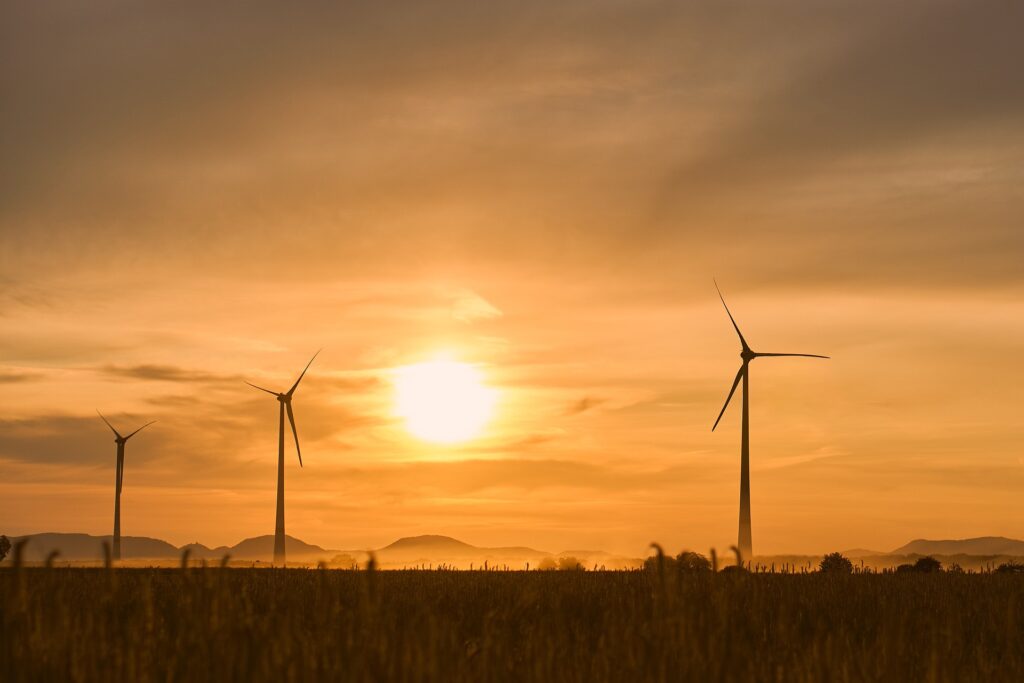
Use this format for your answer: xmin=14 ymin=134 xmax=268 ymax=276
xmin=3 ymin=564 xmax=1022 ymax=682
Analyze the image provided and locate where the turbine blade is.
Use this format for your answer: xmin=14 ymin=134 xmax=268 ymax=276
xmin=712 ymin=366 xmax=744 ymax=432
xmin=245 ymin=381 xmax=280 ymax=396
xmin=96 ymin=410 xmax=123 ymax=440
xmin=755 ymin=352 xmax=830 ymax=359
xmin=714 ymin=280 xmax=749 ymax=350
xmin=286 ymin=403 xmax=303 ymax=467
xmin=117 ymin=458 xmax=124 ymax=495
xmin=124 ymin=420 xmax=156 ymax=440
xmin=287 ymin=349 xmax=321 ymax=397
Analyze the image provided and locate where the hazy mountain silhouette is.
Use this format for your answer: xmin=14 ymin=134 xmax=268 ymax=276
xmin=226 ymin=535 xmax=328 ymax=560
xmin=840 ymin=548 xmax=888 ymax=558
xmin=10 ymin=533 xmax=179 ymax=562
xmin=364 ymin=535 xmax=638 ymax=569
xmin=12 ymin=532 xmax=1022 ymax=566
xmin=10 ymin=532 xmax=329 ymax=563
xmin=380 ymin=534 xmax=480 ymax=554
xmin=373 ymin=534 xmax=551 ymax=567
xmin=891 ymin=537 xmax=1024 ymax=556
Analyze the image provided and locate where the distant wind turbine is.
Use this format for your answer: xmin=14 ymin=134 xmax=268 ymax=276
xmin=712 ymin=282 xmax=828 ymax=560
xmin=97 ymin=411 xmax=155 ymax=561
xmin=246 ymin=350 xmax=320 ymax=566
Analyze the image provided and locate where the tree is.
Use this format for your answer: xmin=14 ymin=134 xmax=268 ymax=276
xmin=0 ymin=535 xmax=10 ymax=563
xmin=819 ymin=552 xmax=854 ymax=574
xmin=329 ymin=553 xmax=358 ymax=569
xmin=675 ymin=551 xmax=711 ymax=572
xmin=897 ymin=556 xmax=942 ymax=573
xmin=913 ymin=556 xmax=942 ymax=573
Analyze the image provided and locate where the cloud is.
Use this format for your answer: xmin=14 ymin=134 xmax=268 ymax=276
xmin=451 ymin=290 xmax=503 ymax=323
xmin=564 ymin=396 xmax=605 ymax=416
xmin=2 ymin=1 xmax=1022 ymax=292
xmin=0 ymin=370 xmax=43 ymax=384
xmin=97 ymin=364 xmax=240 ymax=384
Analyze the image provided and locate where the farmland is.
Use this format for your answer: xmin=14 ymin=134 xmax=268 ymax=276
xmin=3 ymin=563 xmax=1022 ymax=682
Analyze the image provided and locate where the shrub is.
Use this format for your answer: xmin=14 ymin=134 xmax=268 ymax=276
xmin=996 ymin=561 xmax=1024 ymax=574
xmin=819 ymin=552 xmax=854 ymax=574
xmin=329 ymin=553 xmax=358 ymax=569
xmin=557 ymin=556 xmax=583 ymax=571
xmin=913 ymin=557 xmax=942 ymax=573
xmin=536 ymin=557 xmax=558 ymax=571
xmin=675 ymin=551 xmax=711 ymax=572
xmin=0 ymin=535 xmax=10 ymax=563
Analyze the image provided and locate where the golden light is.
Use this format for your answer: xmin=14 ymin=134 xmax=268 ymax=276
xmin=393 ymin=355 xmax=498 ymax=444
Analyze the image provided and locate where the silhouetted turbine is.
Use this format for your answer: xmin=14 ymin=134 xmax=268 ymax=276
xmin=712 ymin=282 xmax=827 ymax=560
xmin=246 ymin=350 xmax=320 ymax=566
xmin=97 ymin=411 xmax=155 ymax=561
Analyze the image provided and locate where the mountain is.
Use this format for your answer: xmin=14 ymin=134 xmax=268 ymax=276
xmin=371 ymin=534 xmax=549 ymax=568
xmin=21 ymin=531 xmax=1020 ymax=568
xmin=10 ymin=533 xmax=179 ymax=562
xmin=180 ymin=542 xmax=232 ymax=560
xmin=380 ymin=534 xmax=480 ymax=554
xmin=841 ymin=548 xmax=887 ymax=558
xmin=366 ymin=535 xmax=640 ymax=570
xmin=890 ymin=537 xmax=1024 ymax=556
xmin=227 ymin=535 xmax=330 ymax=560
xmin=8 ymin=532 xmax=333 ymax=563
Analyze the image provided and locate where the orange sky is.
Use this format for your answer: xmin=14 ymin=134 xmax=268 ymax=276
xmin=1 ymin=1 xmax=1022 ymax=556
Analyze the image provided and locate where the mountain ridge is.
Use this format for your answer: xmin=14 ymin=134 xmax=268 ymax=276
xmin=890 ymin=536 xmax=1024 ymax=556
xmin=6 ymin=532 xmax=1023 ymax=565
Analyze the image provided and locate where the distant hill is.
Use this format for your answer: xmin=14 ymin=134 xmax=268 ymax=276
xmin=15 ymin=531 xmax=1019 ymax=568
xmin=10 ymin=533 xmax=179 ymax=562
xmin=366 ymin=535 xmax=640 ymax=570
xmin=380 ymin=535 xmax=480 ymax=554
xmin=8 ymin=532 xmax=333 ymax=563
xmin=841 ymin=548 xmax=887 ymax=559
xmin=371 ymin=534 xmax=549 ymax=568
xmin=891 ymin=537 xmax=1024 ymax=556
xmin=227 ymin=535 xmax=330 ymax=560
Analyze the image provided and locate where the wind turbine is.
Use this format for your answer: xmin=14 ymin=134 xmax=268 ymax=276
xmin=97 ymin=411 xmax=155 ymax=561
xmin=712 ymin=282 xmax=827 ymax=561
xmin=246 ymin=350 xmax=320 ymax=566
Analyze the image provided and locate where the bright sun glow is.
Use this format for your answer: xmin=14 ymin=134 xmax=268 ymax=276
xmin=393 ymin=355 xmax=498 ymax=444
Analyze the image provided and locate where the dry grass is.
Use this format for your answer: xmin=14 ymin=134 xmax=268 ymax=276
xmin=2 ymin=563 xmax=1022 ymax=682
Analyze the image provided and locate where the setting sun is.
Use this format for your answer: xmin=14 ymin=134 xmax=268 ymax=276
xmin=393 ymin=356 xmax=498 ymax=444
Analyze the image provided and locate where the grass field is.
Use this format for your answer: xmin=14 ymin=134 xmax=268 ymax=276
xmin=3 ymin=563 xmax=1022 ymax=682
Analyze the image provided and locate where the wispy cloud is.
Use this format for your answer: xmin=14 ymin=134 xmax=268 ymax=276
xmin=97 ymin=364 xmax=241 ymax=384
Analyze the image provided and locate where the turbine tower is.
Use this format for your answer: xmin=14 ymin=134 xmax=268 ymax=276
xmin=712 ymin=283 xmax=827 ymax=560
xmin=97 ymin=412 xmax=155 ymax=561
xmin=246 ymin=350 xmax=320 ymax=566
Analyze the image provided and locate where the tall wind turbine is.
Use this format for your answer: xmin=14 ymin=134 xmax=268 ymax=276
xmin=246 ymin=350 xmax=320 ymax=566
xmin=712 ymin=283 xmax=827 ymax=560
xmin=97 ymin=411 xmax=155 ymax=561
